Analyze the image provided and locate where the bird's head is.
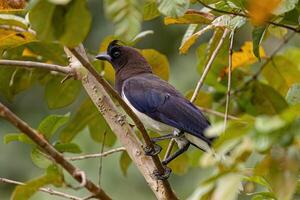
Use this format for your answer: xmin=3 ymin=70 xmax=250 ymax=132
xmin=96 ymin=40 xmax=151 ymax=73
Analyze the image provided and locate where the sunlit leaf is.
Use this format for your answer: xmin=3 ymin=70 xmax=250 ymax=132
xmin=181 ymin=24 xmax=198 ymax=47
xmin=143 ymin=0 xmax=160 ymax=20
xmin=38 ymin=113 xmax=70 ymax=139
xmin=226 ymin=41 xmax=266 ymax=72
xmin=158 ymin=0 xmax=189 ymax=17
xmin=119 ymin=151 xmax=131 ymax=176
xmin=54 ymin=142 xmax=82 ymax=153
xmin=248 ymin=0 xmax=282 ymax=25
xmin=11 ymin=165 xmax=64 ymax=200
xmin=212 ymin=173 xmax=242 ymax=200
xmin=0 ymin=14 xmax=28 ymax=29
xmin=186 ymin=90 xmax=212 ymax=108
xmin=104 ymin=0 xmax=142 ymax=41
xmin=141 ymin=49 xmax=170 ymax=80
xmin=179 ymin=25 xmax=212 ymax=54
xmin=273 ymin=0 xmax=299 ymax=15
xmin=286 ymin=83 xmax=300 ymax=105
xmin=164 ymin=10 xmax=214 ymax=25
xmin=31 ymin=148 xmax=53 ymax=168
xmin=0 ymin=29 xmax=36 ymax=50
xmin=45 ymin=77 xmax=81 ymax=109
xmin=48 ymin=0 xmax=72 ymax=5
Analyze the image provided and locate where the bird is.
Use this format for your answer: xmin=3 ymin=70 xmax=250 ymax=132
xmin=96 ymin=40 xmax=215 ymax=179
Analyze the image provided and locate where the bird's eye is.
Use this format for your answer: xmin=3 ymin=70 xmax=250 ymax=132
xmin=112 ymin=50 xmax=121 ymax=58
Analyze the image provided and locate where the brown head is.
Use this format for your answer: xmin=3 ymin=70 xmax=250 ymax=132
xmin=96 ymin=40 xmax=153 ymax=93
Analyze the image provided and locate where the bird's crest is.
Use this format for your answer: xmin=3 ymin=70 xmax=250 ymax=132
xmin=107 ymin=40 xmax=126 ymax=53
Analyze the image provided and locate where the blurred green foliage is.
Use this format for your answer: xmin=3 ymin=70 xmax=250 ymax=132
xmin=0 ymin=0 xmax=300 ymax=199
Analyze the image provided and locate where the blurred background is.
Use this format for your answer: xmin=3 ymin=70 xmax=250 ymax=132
xmin=1 ymin=0 xmax=300 ymax=199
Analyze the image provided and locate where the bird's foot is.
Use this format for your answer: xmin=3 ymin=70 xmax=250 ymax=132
xmin=143 ymin=143 xmax=162 ymax=156
xmin=153 ymin=166 xmax=172 ymax=180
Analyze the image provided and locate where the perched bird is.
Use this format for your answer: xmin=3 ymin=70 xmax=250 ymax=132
xmin=96 ymin=40 xmax=215 ymax=179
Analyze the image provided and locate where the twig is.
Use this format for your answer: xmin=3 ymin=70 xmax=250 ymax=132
xmin=67 ymin=46 xmax=178 ymax=200
xmin=67 ymin=147 xmax=126 ymax=161
xmin=164 ymin=139 xmax=175 ymax=161
xmin=0 ymin=177 xmax=81 ymax=200
xmin=0 ymin=102 xmax=112 ymax=200
xmin=198 ymin=106 xmax=239 ymax=120
xmin=0 ymin=59 xmax=76 ymax=76
xmin=224 ymin=30 xmax=235 ymax=131
xmin=191 ymin=28 xmax=230 ymax=102
xmin=196 ymin=0 xmax=300 ymax=33
xmin=98 ymin=132 xmax=106 ymax=186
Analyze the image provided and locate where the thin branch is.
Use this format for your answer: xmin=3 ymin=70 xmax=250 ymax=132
xmin=197 ymin=107 xmax=239 ymax=121
xmin=196 ymin=0 xmax=300 ymax=33
xmin=67 ymin=147 xmax=126 ymax=161
xmin=191 ymin=28 xmax=230 ymax=102
xmin=0 ymin=177 xmax=82 ymax=200
xmin=66 ymin=46 xmax=178 ymax=200
xmin=164 ymin=139 xmax=175 ymax=161
xmin=0 ymin=103 xmax=112 ymax=200
xmin=224 ymin=30 xmax=235 ymax=131
xmin=0 ymin=59 xmax=75 ymax=75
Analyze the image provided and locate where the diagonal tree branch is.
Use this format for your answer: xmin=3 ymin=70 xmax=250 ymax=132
xmin=0 ymin=103 xmax=112 ymax=200
xmin=66 ymin=46 xmax=178 ymax=200
xmin=0 ymin=177 xmax=82 ymax=200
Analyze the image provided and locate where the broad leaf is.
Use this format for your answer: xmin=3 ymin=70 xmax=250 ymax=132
xmin=252 ymin=26 xmax=267 ymax=60
xmin=38 ymin=113 xmax=70 ymax=139
xmin=143 ymin=0 xmax=160 ymax=20
xmin=164 ymin=10 xmax=214 ymax=25
xmin=286 ymin=83 xmax=300 ymax=105
xmin=120 ymin=151 xmax=131 ymax=176
xmin=141 ymin=49 xmax=170 ymax=80
xmin=31 ymin=148 xmax=53 ymax=168
xmin=45 ymin=77 xmax=81 ymax=109
xmin=54 ymin=142 xmax=82 ymax=153
xmin=158 ymin=0 xmax=189 ymax=17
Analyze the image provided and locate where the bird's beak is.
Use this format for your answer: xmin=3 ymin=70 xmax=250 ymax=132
xmin=96 ymin=53 xmax=112 ymax=62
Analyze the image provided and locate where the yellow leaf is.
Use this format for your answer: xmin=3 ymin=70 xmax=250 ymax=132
xmin=0 ymin=29 xmax=35 ymax=49
xmin=225 ymin=41 xmax=266 ymax=73
xmin=179 ymin=25 xmax=212 ymax=54
xmin=248 ymin=0 xmax=282 ymax=25
xmin=141 ymin=49 xmax=170 ymax=80
xmin=164 ymin=9 xmax=214 ymax=25
xmin=22 ymin=48 xmax=38 ymax=57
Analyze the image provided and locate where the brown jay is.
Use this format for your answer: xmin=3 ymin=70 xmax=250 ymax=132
xmin=96 ymin=40 xmax=215 ymax=179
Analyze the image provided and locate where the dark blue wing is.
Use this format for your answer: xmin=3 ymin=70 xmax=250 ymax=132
xmin=123 ymin=74 xmax=213 ymax=145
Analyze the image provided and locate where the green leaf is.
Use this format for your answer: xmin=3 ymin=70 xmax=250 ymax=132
xmin=119 ymin=151 xmax=131 ymax=176
xmin=104 ymin=0 xmax=143 ymax=41
xmin=185 ymin=90 xmax=212 ymax=108
xmin=164 ymin=10 xmax=214 ymax=25
xmin=88 ymin=115 xmax=116 ymax=147
xmin=31 ymin=148 xmax=53 ymax=168
xmin=38 ymin=113 xmax=70 ymax=139
xmin=212 ymin=173 xmax=242 ymax=200
xmin=141 ymin=49 xmax=170 ymax=80
xmin=143 ymin=0 xmax=160 ymax=20
xmin=262 ymin=56 xmax=300 ymax=95
xmin=29 ymin=0 xmax=56 ymax=41
xmin=0 ymin=14 xmax=28 ymax=29
xmin=252 ymin=26 xmax=267 ymax=60
xmin=255 ymin=115 xmax=286 ymax=133
xmin=45 ymin=77 xmax=81 ymax=109
xmin=54 ymin=142 xmax=82 ymax=153
xmin=238 ymin=81 xmax=288 ymax=115
xmin=286 ymin=83 xmax=300 ymax=105
xmin=59 ymin=0 xmax=92 ymax=47
xmin=273 ymin=0 xmax=299 ymax=15
xmin=60 ymin=99 xmax=100 ymax=142
xmin=11 ymin=165 xmax=63 ymax=200
xmin=48 ymin=0 xmax=72 ymax=5
xmin=3 ymin=133 xmax=34 ymax=145
xmin=158 ymin=0 xmax=189 ymax=17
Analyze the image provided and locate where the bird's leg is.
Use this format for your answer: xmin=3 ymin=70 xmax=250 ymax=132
xmin=161 ymin=142 xmax=190 ymax=165
xmin=144 ymin=134 xmax=175 ymax=156
xmin=153 ymin=165 xmax=172 ymax=180
xmin=143 ymin=143 xmax=162 ymax=156
xmin=150 ymin=133 xmax=174 ymax=143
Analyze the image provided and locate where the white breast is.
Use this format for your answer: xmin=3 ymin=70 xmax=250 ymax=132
xmin=121 ymin=91 xmax=175 ymax=135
